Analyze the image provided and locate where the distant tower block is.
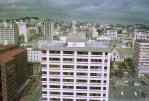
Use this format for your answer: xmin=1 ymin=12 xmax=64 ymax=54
xmin=42 ymin=18 xmax=55 ymax=40
xmin=72 ymin=20 xmax=77 ymax=34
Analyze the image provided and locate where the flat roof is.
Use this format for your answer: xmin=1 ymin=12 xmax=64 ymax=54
xmin=0 ymin=45 xmax=16 ymax=52
xmin=39 ymin=40 xmax=112 ymax=52
xmin=0 ymin=47 xmax=26 ymax=64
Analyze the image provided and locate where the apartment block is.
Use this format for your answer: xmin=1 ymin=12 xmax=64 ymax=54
xmin=0 ymin=45 xmax=31 ymax=101
xmin=40 ymin=40 xmax=111 ymax=101
xmin=135 ymin=40 xmax=149 ymax=76
xmin=0 ymin=23 xmax=18 ymax=45
xmin=134 ymin=31 xmax=149 ymax=41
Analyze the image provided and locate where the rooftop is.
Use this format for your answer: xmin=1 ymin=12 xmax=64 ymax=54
xmin=39 ymin=40 xmax=112 ymax=52
xmin=0 ymin=45 xmax=25 ymax=64
xmin=0 ymin=45 xmax=16 ymax=52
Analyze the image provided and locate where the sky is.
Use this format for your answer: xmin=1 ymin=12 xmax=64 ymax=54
xmin=0 ymin=0 xmax=149 ymax=24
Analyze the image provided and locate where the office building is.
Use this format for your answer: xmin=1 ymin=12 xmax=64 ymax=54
xmin=0 ymin=45 xmax=31 ymax=101
xmin=0 ymin=23 xmax=18 ymax=45
xmin=40 ymin=39 xmax=111 ymax=101
xmin=135 ymin=40 xmax=149 ymax=76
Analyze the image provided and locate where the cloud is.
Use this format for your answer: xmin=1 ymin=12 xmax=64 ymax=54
xmin=0 ymin=0 xmax=149 ymax=24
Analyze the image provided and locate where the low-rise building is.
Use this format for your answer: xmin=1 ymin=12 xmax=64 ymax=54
xmin=111 ymin=48 xmax=134 ymax=62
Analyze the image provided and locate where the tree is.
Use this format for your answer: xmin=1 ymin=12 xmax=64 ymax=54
xmin=18 ymin=35 xmax=25 ymax=44
xmin=124 ymin=58 xmax=135 ymax=73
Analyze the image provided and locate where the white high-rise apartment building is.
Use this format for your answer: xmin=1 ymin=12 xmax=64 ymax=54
xmin=135 ymin=40 xmax=149 ymax=76
xmin=0 ymin=22 xmax=18 ymax=45
xmin=40 ymin=40 xmax=111 ymax=101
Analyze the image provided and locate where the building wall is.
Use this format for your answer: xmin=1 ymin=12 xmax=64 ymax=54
xmin=27 ymin=48 xmax=41 ymax=63
xmin=41 ymin=50 xmax=110 ymax=101
xmin=0 ymin=48 xmax=31 ymax=101
xmin=135 ymin=41 xmax=149 ymax=76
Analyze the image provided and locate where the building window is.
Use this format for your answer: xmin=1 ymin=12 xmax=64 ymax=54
xmin=104 ymin=73 xmax=107 ymax=77
xmin=77 ymin=59 xmax=88 ymax=62
xmin=77 ymin=72 xmax=87 ymax=76
xmin=42 ymin=91 xmax=47 ymax=94
xmin=77 ymin=93 xmax=87 ymax=96
xmin=103 ymin=93 xmax=106 ymax=97
xmin=104 ymin=66 xmax=107 ymax=70
xmin=63 ymin=79 xmax=74 ymax=82
xmin=90 ymin=73 xmax=101 ymax=77
xmin=90 ymin=80 xmax=101 ymax=83
xmin=63 ymin=51 xmax=74 ymax=54
xmin=91 ymin=52 xmax=102 ymax=55
xmin=76 ymin=99 xmax=86 ymax=101
xmin=49 ymin=65 xmax=60 ymax=68
xmin=50 ymin=85 xmax=60 ymax=88
xmin=105 ymin=52 xmax=108 ymax=55
xmin=50 ymin=98 xmax=60 ymax=101
xmin=104 ymin=59 xmax=108 ymax=63
xmin=91 ymin=59 xmax=102 ymax=62
xmin=63 ymin=99 xmax=73 ymax=101
xmin=42 ymin=50 xmax=47 ymax=53
xmin=89 ymin=100 xmax=100 ymax=101
xmin=63 ymin=58 xmax=73 ymax=62
xmin=50 ymin=92 xmax=60 ymax=95
xmin=77 ymin=51 xmax=88 ymax=55
xmin=63 ymin=72 xmax=74 ymax=76
xmin=42 ymin=85 xmax=47 ymax=88
xmin=90 ymin=93 xmax=101 ymax=97
xmin=103 ymin=80 xmax=107 ymax=84
xmin=42 ymin=64 xmax=47 ymax=67
xmin=63 ymin=92 xmax=73 ymax=95
xmin=76 ymin=79 xmax=87 ymax=83
xmin=90 ymin=87 xmax=101 ymax=90
xmin=42 ymin=97 xmax=47 ymax=100
xmin=42 ymin=57 xmax=47 ymax=61
xmin=42 ymin=78 xmax=47 ymax=81
xmin=49 ymin=78 xmax=60 ymax=82
xmin=76 ymin=86 xmax=87 ymax=89
xmin=49 ymin=58 xmax=60 ymax=61
xmin=49 ymin=50 xmax=60 ymax=54
xmin=77 ymin=66 xmax=88 ymax=69
xmin=90 ymin=66 xmax=102 ymax=69
xmin=63 ymin=65 xmax=74 ymax=69
xmin=49 ymin=72 xmax=60 ymax=75
xmin=63 ymin=86 xmax=74 ymax=89
xmin=42 ymin=71 xmax=47 ymax=74
xmin=103 ymin=87 xmax=107 ymax=90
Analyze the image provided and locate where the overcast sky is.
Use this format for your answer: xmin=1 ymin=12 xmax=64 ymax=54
xmin=0 ymin=0 xmax=149 ymax=24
